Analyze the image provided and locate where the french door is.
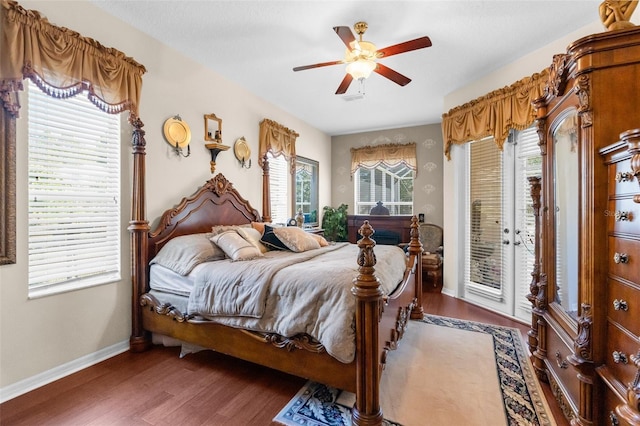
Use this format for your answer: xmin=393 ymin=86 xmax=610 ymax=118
xmin=463 ymin=126 xmax=540 ymax=321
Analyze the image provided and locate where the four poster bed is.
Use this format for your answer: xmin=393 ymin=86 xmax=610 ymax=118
xmin=128 ymin=120 xmax=424 ymax=426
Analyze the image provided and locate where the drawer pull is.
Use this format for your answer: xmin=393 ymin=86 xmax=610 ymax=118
xmin=610 ymin=411 xmax=619 ymax=426
xmin=615 ymin=171 xmax=634 ymax=183
xmin=613 ymin=299 xmax=629 ymax=311
xmin=614 ymin=211 xmax=632 ymax=222
xmin=613 ymin=252 xmax=629 ymax=264
xmin=613 ymin=351 xmax=628 ymax=364
xmin=555 ymin=350 xmax=568 ymax=369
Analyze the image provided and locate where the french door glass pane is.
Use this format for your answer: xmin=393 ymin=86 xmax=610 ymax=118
xmin=467 ymin=138 xmax=504 ymax=290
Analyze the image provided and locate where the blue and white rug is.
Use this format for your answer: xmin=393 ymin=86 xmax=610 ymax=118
xmin=273 ymin=380 xmax=400 ymax=426
xmin=273 ymin=315 xmax=555 ymax=426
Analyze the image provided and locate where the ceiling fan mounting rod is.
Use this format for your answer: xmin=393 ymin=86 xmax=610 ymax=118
xmin=354 ymin=21 xmax=368 ymax=41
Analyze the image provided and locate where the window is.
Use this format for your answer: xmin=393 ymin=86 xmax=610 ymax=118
xmin=354 ymin=164 xmax=413 ymax=215
xmin=268 ymin=152 xmax=290 ymax=225
xmin=27 ymin=81 xmax=121 ymax=297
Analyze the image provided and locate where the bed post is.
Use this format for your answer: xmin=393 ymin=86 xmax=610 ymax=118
xmin=351 ymin=221 xmax=384 ymax=426
xmin=408 ymin=216 xmax=424 ymax=319
xmin=128 ymin=115 xmax=151 ymax=352
xmin=261 ymin=152 xmax=271 ymax=223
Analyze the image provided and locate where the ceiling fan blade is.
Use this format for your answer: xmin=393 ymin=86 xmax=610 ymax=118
xmin=333 ymin=26 xmax=356 ymax=50
xmin=377 ymin=36 xmax=432 ymax=58
xmin=374 ymin=63 xmax=411 ymax=86
xmin=293 ymin=60 xmax=343 ymax=72
xmin=335 ymin=74 xmax=354 ymax=95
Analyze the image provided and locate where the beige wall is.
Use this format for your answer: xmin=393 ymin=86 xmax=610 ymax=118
xmin=441 ymin=20 xmax=604 ymax=298
xmin=0 ymin=0 xmax=331 ymax=396
xmin=331 ymin=124 xmax=444 ymax=228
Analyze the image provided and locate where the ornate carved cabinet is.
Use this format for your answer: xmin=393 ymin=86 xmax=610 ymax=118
xmin=598 ymin=132 xmax=640 ymax=426
xmin=530 ymin=28 xmax=640 ymax=425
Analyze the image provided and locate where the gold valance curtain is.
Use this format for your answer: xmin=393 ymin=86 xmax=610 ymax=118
xmin=441 ymin=69 xmax=548 ymax=160
xmin=0 ymin=0 xmax=146 ymax=117
xmin=258 ymin=118 xmax=299 ymax=172
xmin=350 ymin=142 xmax=417 ymax=177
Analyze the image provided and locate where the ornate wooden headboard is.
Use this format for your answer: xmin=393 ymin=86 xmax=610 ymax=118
xmin=147 ymin=174 xmax=262 ymax=262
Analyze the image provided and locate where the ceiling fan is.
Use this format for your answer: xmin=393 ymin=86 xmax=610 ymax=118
xmin=293 ymin=21 xmax=432 ymax=95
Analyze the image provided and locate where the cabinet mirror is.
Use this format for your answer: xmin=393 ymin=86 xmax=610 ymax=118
xmin=292 ymin=156 xmax=319 ymax=227
xmin=552 ymin=109 xmax=579 ymax=321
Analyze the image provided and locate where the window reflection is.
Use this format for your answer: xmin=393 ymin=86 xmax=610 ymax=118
xmin=294 ymin=157 xmax=319 ymax=226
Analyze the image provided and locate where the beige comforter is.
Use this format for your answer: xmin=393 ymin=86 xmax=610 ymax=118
xmin=187 ymin=242 xmax=407 ymax=363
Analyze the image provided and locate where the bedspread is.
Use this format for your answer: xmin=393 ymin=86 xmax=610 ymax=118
xmin=186 ymin=242 xmax=407 ymax=363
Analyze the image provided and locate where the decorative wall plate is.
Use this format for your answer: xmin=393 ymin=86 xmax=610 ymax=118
xmin=163 ymin=116 xmax=191 ymax=148
xmin=234 ymin=137 xmax=251 ymax=162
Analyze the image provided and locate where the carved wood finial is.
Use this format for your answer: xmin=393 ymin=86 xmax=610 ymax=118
xmin=599 ymin=0 xmax=638 ymax=31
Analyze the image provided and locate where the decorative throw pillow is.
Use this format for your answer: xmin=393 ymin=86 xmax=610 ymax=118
xmin=211 ymin=230 xmax=262 ymax=261
xmin=236 ymin=226 xmax=268 ymax=254
xmin=251 ymin=221 xmax=265 ymax=234
xmin=308 ymin=232 xmax=329 ymax=247
xmin=260 ymin=224 xmax=290 ymax=251
xmin=273 ymin=226 xmax=321 ymax=252
xmin=149 ymin=232 xmax=225 ymax=275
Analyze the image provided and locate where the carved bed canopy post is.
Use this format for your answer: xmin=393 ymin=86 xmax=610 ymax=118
xmin=0 ymin=0 xmax=147 ymax=341
xmin=352 ymin=220 xmax=384 ymax=426
xmin=258 ymin=118 xmax=299 ymax=223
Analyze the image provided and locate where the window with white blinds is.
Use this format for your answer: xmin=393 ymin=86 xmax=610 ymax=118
xmin=28 ymin=81 xmax=121 ymax=297
xmin=465 ymin=137 xmax=504 ymax=292
xmin=268 ymin=152 xmax=289 ymax=225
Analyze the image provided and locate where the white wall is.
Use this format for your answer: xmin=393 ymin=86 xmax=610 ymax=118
xmin=0 ymin=0 xmax=331 ymax=399
xmin=441 ymin=20 xmax=603 ymax=298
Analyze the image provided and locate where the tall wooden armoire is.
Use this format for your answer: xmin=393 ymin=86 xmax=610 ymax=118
xmin=529 ymin=27 xmax=640 ymax=425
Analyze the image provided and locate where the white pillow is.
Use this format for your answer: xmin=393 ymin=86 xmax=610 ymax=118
xmin=236 ymin=226 xmax=268 ymax=254
xmin=149 ymin=233 xmax=225 ymax=275
xmin=211 ymin=230 xmax=262 ymax=261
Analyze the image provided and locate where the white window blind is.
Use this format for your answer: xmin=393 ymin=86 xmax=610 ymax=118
xmin=28 ymin=81 xmax=121 ymax=296
xmin=268 ymin=152 xmax=289 ymax=225
xmin=514 ymin=126 xmax=542 ymax=314
xmin=465 ymin=137 xmax=504 ymax=292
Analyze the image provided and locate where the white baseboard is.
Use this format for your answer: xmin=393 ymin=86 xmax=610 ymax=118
xmin=441 ymin=287 xmax=456 ymax=297
xmin=0 ymin=340 xmax=129 ymax=403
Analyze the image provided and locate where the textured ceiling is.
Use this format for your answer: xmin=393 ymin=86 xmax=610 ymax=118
xmin=91 ymin=1 xmax=603 ymax=135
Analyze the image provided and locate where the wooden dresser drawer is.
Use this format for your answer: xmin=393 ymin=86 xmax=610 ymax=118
xmin=608 ymin=197 xmax=639 ymax=236
xmin=608 ymin=156 xmax=636 ymax=197
xmin=545 ymin=324 xmax=579 ymax=406
xmin=606 ymin=321 xmax=639 ymax=385
xmin=608 ymin=236 xmax=640 ymax=284
xmin=603 ymin=383 xmax=626 ymax=426
xmin=608 ymin=278 xmax=640 ymax=336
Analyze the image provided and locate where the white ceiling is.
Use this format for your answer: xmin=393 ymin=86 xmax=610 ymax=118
xmin=91 ymin=1 xmax=602 ymax=136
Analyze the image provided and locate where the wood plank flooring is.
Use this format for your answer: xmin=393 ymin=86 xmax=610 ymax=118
xmin=1 ymin=293 xmax=568 ymax=425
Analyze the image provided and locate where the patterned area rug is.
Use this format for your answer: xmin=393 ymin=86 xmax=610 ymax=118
xmin=273 ymin=315 xmax=554 ymax=426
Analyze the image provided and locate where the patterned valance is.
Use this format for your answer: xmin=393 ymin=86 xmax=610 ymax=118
xmin=441 ymin=69 xmax=548 ymax=160
xmin=258 ymin=118 xmax=299 ymax=171
xmin=350 ymin=142 xmax=417 ymax=177
xmin=0 ymin=0 xmax=146 ymax=117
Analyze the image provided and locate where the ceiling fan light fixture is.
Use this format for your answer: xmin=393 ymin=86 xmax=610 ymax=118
xmin=346 ymin=58 xmax=376 ymax=80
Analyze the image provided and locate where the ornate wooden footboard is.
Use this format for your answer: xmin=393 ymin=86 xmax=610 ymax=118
xmin=127 ymin=119 xmax=423 ymax=426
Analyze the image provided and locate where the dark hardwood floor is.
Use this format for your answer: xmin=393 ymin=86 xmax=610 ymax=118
xmin=1 ymin=292 xmax=568 ymax=425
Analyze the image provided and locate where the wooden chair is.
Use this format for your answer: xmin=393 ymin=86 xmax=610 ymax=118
xmin=418 ymin=223 xmax=443 ymax=290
